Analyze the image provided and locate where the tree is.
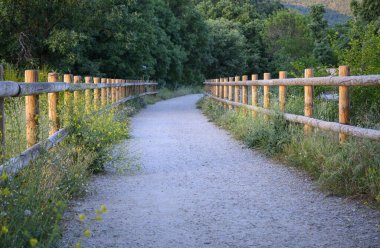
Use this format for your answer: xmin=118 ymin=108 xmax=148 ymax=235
xmin=205 ymin=18 xmax=247 ymax=78
xmin=351 ymin=0 xmax=380 ymax=23
xmin=261 ymin=10 xmax=314 ymax=71
xmin=309 ymin=4 xmax=335 ymax=65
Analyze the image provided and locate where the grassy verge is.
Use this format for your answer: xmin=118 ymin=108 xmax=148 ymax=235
xmin=0 ymin=99 xmax=144 ymax=247
xmin=199 ymin=97 xmax=380 ymax=206
xmin=0 ymin=74 xmax=199 ymax=247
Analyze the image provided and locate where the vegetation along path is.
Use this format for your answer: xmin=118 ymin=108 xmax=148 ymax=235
xmin=61 ymin=94 xmax=379 ymax=247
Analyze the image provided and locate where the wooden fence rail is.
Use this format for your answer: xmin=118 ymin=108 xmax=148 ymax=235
xmin=204 ymin=66 xmax=380 ymax=142
xmin=0 ymin=69 xmax=158 ymax=175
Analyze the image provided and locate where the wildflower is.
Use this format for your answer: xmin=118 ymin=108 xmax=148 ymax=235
xmin=24 ymin=209 xmax=32 ymax=216
xmin=100 ymin=204 xmax=108 ymax=213
xmin=29 ymin=238 xmax=38 ymax=247
xmin=95 ymin=215 xmax=102 ymax=221
xmin=1 ymin=226 xmax=8 ymax=234
xmin=79 ymin=214 xmax=86 ymax=222
xmin=83 ymin=229 xmax=91 ymax=238
xmin=75 ymin=242 xmax=82 ymax=248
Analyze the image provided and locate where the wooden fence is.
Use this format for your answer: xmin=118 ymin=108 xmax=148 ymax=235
xmin=0 ymin=67 xmax=158 ymax=174
xmin=204 ymin=66 xmax=380 ymax=142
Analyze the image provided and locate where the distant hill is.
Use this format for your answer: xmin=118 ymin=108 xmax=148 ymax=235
xmin=281 ymin=0 xmax=352 ymax=25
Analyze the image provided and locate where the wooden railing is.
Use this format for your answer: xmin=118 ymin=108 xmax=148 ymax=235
xmin=0 ymin=67 xmax=158 ymax=174
xmin=204 ymin=66 xmax=380 ymax=142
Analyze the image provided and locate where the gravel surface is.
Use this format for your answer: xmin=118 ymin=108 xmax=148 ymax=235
xmin=60 ymin=94 xmax=380 ymax=248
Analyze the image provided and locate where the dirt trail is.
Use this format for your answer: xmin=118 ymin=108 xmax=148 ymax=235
xmin=61 ymin=94 xmax=379 ymax=248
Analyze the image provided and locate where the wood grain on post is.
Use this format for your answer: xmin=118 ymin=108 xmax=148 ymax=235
xmin=339 ymin=66 xmax=350 ymax=143
xmin=112 ymin=79 xmax=117 ymax=103
xmin=0 ymin=65 xmax=5 ymax=157
xmin=251 ymin=74 xmax=258 ymax=118
xmin=63 ymin=74 xmax=72 ymax=126
xmin=25 ymin=70 xmax=39 ymax=148
xmin=107 ymin=78 xmax=112 ymax=104
xmin=219 ymin=78 xmax=223 ymax=99
xmin=73 ymin=76 xmax=81 ymax=114
xmin=101 ymin=78 xmax=107 ymax=107
xmin=228 ymin=77 xmax=233 ymax=110
xmin=85 ymin=76 xmax=92 ymax=113
xmin=234 ymin=76 xmax=240 ymax=104
xmin=94 ymin=77 xmax=100 ymax=111
xmin=279 ymin=71 xmax=287 ymax=112
xmin=263 ymin=73 xmax=271 ymax=121
xmin=242 ymin=75 xmax=248 ymax=114
xmin=48 ymin=73 xmax=59 ymax=136
xmin=223 ymin=78 xmax=228 ymax=109
xmin=304 ymin=68 xmax=314 ymax=134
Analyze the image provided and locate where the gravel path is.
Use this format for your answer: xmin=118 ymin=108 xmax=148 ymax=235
xmin=61 ymin=94 xmax=380 ymax=248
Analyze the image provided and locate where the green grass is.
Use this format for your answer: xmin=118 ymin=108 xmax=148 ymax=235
xmin=0 ymin=65 xmax=149 ymax=247
xmin=199 ymin=97 xmax=380 ymax=205
xmin=0 ymin=64 xmax=197 ymax=246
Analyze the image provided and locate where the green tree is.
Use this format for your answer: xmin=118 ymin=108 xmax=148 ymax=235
xmin=206 ymin=18 xmax=247 ymax=78
xmin=262 ymin=9 xmax=314 ymax=72
xmin=309 ymin=4 xmax=335 ymax=65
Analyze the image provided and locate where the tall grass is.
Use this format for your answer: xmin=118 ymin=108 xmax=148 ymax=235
xmin=0 ymin=65 xmax=147 ymax=247
xmin=199 ymin=97 xmax=380 ymax=205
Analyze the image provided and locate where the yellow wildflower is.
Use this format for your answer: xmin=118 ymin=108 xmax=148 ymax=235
xmin=100 ymin=204 xmax=108 ymax=213
xmin=79 ymin=214 xmax=86 ymax=222
xmin=95 ymin=215 xmax=102 ymax=221
xmin=83 ymin=229 xmax=91 ymax=238
xmin=75 ymin=242 xmax=82 ymax=248
xmin=1 ymin=226 xmax=8 ymax=234
xmin=29 ymin=238 xmax=38 ymax=247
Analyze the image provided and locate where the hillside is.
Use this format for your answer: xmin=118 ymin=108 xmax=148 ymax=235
xmin=281 ymin=0 xmax=352 ymax=25
xmin=281 ymin=0 xmax=352 ymax=15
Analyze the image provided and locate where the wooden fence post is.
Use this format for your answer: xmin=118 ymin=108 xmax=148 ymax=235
xmin=63 ymin=74 xmax=72 ymax=126
xmin=48 ymin=73 xmax=59 ymax=136
xmin=219 ymin=78 xmax=223 ymax=100
xmin=339 ymin=65 xmax=350 ymax=143
xmin=25 ymin=70 xmax=39 ymax=148
xmin=279 ymin=71 xmax=287 ymax=112
xmin=242 ymin=75 xmax=248 ymax=113
xmin=0 ymin=65 xmax=5 ymax=158
xmin=73 ymin=76 xmax=82 ymax=115
xmin=94 ymin=77 xmax=100 ymax=111
xmin=228 ymin=77 xmax=233 ymax=110
xmin=223 ymin=77 xmax=228 ymax=109
xmin=234 ymin=76 xmax=240 ymax=105
xmin=263 ymin=73 xmax=271 ymax=120
xmin=107 ymin=78 xmax=112 ymax=104
xmin=112 ymin=79 xmax=117 ymax=103
xmin=101 ymin=78 xmax=107 ymax=107
xmin=304 ymin=68 xmax=314 ymax=134
xmin=251 ymin=74 xmax=258 ymax=118
xmin=85 ymin=76 xmax=92 ymax=113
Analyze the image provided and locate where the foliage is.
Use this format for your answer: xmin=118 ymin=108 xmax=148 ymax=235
xmin=309 ymin=5 xmax=335 ymax=65
xmin=262 ymin=9 xmax=314 ymax=72
xmin=281 ymin=0 xmax=352 ymax=15
xmin=200 ymin=97 xmax=380 ymax=204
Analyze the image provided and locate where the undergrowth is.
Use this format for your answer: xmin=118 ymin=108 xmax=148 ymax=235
xmin=0 ymin=64 xmax=195 ymax=247
xmin=199 ymin=97 xmax=380 ymax=206
xmin=0 ymin=64 xmax=148 ymax=247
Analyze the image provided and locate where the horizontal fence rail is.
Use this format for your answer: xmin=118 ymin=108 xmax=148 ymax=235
xmin=0 ymin=68 xmax=158 ymax=175
xmin=204 ymin=66 xmax=380 ymax=142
